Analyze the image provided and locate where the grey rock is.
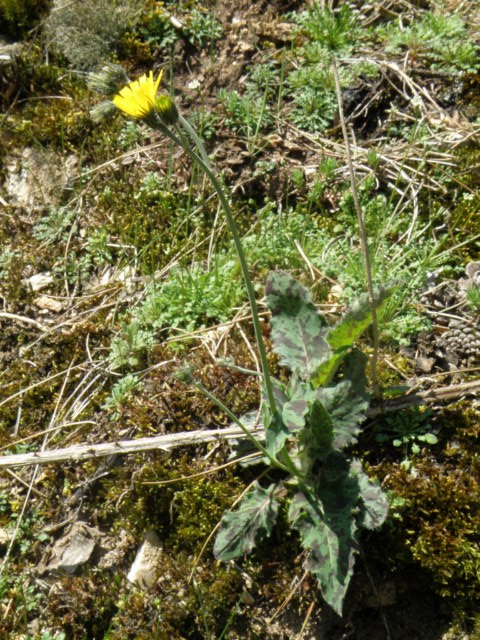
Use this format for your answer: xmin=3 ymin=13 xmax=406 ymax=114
xmin=46 ymin=521 xmax=100 ymax=574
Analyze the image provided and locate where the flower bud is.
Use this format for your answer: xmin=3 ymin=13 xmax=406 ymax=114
xmin=87 ymin=63 xmax=130 ymax=97
xmin=175 ymin=365 xmax=195 ymax=385
xmin=89 ymin=100 xmax=117 ymax=123
xmin=154 ymin=95 xmax=179 ymax=126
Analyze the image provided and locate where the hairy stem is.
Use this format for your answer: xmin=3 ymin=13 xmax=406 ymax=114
xmin=193 ymin=381 xmax=289 ymax=472
xmin=149 ymin=114 xmax=300 ymax=473
xmin=332 ymin=58 xmax=380 ymax=395
xmin=169 ymin=116 xmax=278 ymax=417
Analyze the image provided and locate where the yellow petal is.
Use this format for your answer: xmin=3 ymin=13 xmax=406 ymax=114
xmin=113 ymin=70 xmax=163 ymax=119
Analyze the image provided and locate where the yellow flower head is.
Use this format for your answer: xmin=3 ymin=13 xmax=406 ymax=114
xmin=113 ymin=70 xmax=163 ymax=119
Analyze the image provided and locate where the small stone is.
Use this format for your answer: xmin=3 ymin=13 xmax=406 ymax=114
xmin=127 ymin=530 xmax=162 ymax=589
xmin=51 ymin=533 xmax=95 ymax=574
xmin=33 ymin=295 xmax=64 ymax=312
xmin=5 ymin=148 xmax=77 ymax=209
xmin=466 ymin=261 xmax=480 ymax=282
xmin=415 ymin=356 xmax=435 ymax=373
xmin=26 ymin=273 xmax=54 ymax=292
xmin=46 ymin=522 xmax=100 ymax=574
xmin=0 ymin=526 xmax=12 ymax=549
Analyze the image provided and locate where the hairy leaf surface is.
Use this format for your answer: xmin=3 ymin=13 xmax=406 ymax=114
xmin=299 ymin=398 xmax=334 ymax=467
xmin=310 ymin=349 xmax=347 ymax=387
xmin=288 ymin=475 xmax=358 ymax=616
xmin=266 ymin=271 xmax=330 ymax=379
xmin=264 ymin=380 xmax=292 ymax=454
xmin=214 ymin=482 xmax=279 ymax=561
xmin=327 ymin=287 xmax=393 ymax=351
xmin=315 ymin=351 xmax=370 ymax=449
xmin=265 ymin=406 xmax=291 ymax=455
xmin=352 ymin=460 xmax=389 ymax=529
xmin=282 ymin=379 xmax=314 ymax=432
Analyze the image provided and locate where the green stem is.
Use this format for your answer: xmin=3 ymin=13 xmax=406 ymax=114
xmin=150 ymin=113 xmax=299 ymax=475
xmin=178 ymin=114 xmax=212 ymax=166
xmin=164 ymin=115 xmax=278 ymax=418
xmin=331 ymin=58 xmax=380 ymax=396
xmin=193 ymin=381 xmax=289 ymax=473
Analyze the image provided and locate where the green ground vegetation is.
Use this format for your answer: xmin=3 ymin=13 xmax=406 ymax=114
xmin=1 ymin=0 xmax=480 ymax=637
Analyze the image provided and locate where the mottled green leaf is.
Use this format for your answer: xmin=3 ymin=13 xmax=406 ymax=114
xmin=314 ymin=351 xmax=370 ymax=449
xmin=288 ymin=472 xmax=358 ymax=616
xmin=352 ymin=460 xmax=389 ymax=530
xmin=227 ymin=411 xmax=269 ymax=466
xmin=230 ymin=381 xmax=291 ymax=460
xmin=271 ymin=378 xmax=289 ymax=413
xmin=282 ymin=396 xmax=308 ymax=432
xmin=310 ymin=349 xmax=347 ymax=387
xmin=282 ymin=379 xmax=314 ymax=432
xmin=327 ymin=286 xmax=394 ymax=351
xmin=214 ymin=482 xmax=280 ymax=561
xmin=299 ymin=398 xmax=334 ymax=467
xmin=263 ymin=379 xmax=292 ymax=454
xmin=264 ymin=404 xmax=291 ymax=455
xmin=266 ymin=271 xmax=330 ymax=379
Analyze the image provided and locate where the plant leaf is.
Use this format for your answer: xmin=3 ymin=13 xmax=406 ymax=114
xmin=264 ymin=405 xmax=291 ymax=455
xmin=310 ymin=348 xmax=348 ymax=387
xmin=266 ymin=271 xmax=330 ymax=379
xmin=282 ymin=379 xmax=314 ymax=432
xmin=314 ymin=350 xmax=370 ymax=449
xmin=299 ymin=398 xmax=334 ymax=467
xmin=214 ymin=482 xmax=279 ymax=561
xmin=352 ymin=460 xmax=389 ymax=530
xmin=263 ymin=379 xmax=292 ymax=455
xmin=288 ymin=468 xmax=358 ymax=616
xmin=327 ymin=286 xmax=394 ymax=351
xmin=271 ymin=378 xmax=289 ymax=413
xmin=312 ymin=288 xmax=395 ymax=386
xmin=227 ymin=411 xmax=269 ymax=467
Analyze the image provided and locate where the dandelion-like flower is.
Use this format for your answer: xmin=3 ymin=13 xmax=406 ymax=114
xmin=113 ymin=70 xmax=163 ymax=119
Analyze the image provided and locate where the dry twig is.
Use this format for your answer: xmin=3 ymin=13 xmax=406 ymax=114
xmin=0 ymin=379 xmax=478 ymax=470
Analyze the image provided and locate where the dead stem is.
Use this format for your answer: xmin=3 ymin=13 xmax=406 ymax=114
xmin=1 ymin=376 xmax=479 ymax=470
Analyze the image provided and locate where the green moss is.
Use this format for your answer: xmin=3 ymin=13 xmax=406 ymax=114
xmin=10 ymin=99 xmax=93 ymax=150
xmin=45 ymin=572 xmax=119 ymax=638
xmin=0 ymin=356 xmax=61 ymax=446
xmin=375 ymin=353 xmax=413 ymax=389
xmin=372 ymin=402 xmax=480 ymax=606
xmin=1 ymin=50 xmax=94 ymax=154
xmin=0 ymin=0 xmax=50 ymax=39
xmin=458 ymin=74 xmax=480 ymax=118
xmin=174 ymin=474 xmax=244 ymax=550
xmin=441 ymin=147 xmax=480 ymax=262
xmin=93 ymin=167 xmax=221 ymax=274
